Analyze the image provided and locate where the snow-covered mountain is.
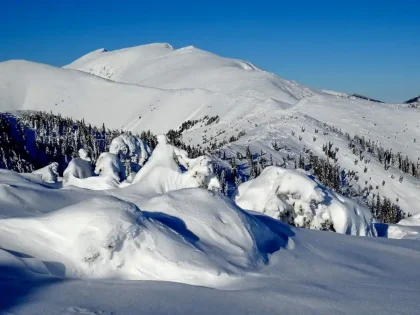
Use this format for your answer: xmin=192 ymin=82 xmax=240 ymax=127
xmin=1 ymin=43 xmax=420 ymax=217
xmin=64 ymin=43 xmax=320 ymax=101
xmin=0 ymin=43 xmax=322 ymax=133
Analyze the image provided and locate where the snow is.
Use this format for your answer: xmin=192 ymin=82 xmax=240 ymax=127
xmin=32 ymin=162 xmax=59 ymax=183
xmin=63 ymin=158 xmax=93 ymax=183
xmin=94 ymin=152 xmax=126 ymax=182
xmin=64 ymin=174 xmax=120 ymax=191
xmin=131 ymin=135 xmax=220 ymax=193
xmin=2 ymin=43 xmax=420 ymax=313
xmin=109 ymin=134 xmax=151 ymax=170
xmin=234 ymin=166 xmax=375 ymax=236
xmin=384 ymin=224 xmax=420 ymax=240
xmin=64 ymin=43 xmax=317 ymax=104
xmin=2 ymin=43 xmax=416 ymax=215
xmin=63 ymin=157 xmax=120 ymax=190
xmin=381 ymin=213 xmax=420 ymax=240
xmin=0 ymin=157 xmax=420 ymax=313
xmin=78 ymin=149 xmax=91 ymax=162
xmin=0 ymin=161 xmax=288 ymax=284
xmin=398 ymin=212 xmax=420 ymax=226
xmin=0 ymin=191 xmax=287 ymax=284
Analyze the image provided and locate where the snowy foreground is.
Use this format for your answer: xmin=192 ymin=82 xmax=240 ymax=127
xmin=1 ymin=139 xmax=420 ymax=314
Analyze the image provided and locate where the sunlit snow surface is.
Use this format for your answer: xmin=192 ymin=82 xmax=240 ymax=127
xmin=1 ymin=160 xmax=420 ymax=314
xmin=1 ymin=44 xmax=419 ymax=216
xmin=1 ymin=43 xmax=420 ymax=314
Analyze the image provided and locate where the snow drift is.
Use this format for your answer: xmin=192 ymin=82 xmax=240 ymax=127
xmin=0 ymin=190 xmax=289 ymax=285
xmin=382 ymin=213 xmax=420 ymax=240
xmin=234 ymin=166 xmax=375 ymax=236
xmin=398 ymin=212 xmax=420 ymax=227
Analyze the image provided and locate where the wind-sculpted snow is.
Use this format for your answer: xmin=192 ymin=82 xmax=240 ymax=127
xmin=109 ymin=134 xmax=151 ymax=170
xmin=63 ymin=149 xmax=123 ymax=190
xmin=94 ymin=152 xmax=126 ymax=181
xmin=63 ymin=158 xmax=93 ymax=184
xmin=382 ymin=213 xmax=420 ymax=240
xmin=62 ymin=154 xmax=120 ymax=190
xmin=132 ymin=135 xmax=220 ymax=193
xmin=1 ymin=168 xmax=420 ymax=314
xmin=234 ymin=166 xmax=375 ymax=236
xmin=0 ymin=188 xmax=288 ymax=285
xmin=32 ymin=162 xmax=59 ymax=183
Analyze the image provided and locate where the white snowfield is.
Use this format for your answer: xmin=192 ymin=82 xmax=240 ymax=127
xmin=1 ymin=43 xmax=420 ymax=313
xmin=0 ymin=166 xmax=420 ymax=314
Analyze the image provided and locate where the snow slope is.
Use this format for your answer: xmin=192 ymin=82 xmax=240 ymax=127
xmin=0 ymin=60 xmax=231 ymax=133
xmin=1 ymin=169 xmax=420 ymax=314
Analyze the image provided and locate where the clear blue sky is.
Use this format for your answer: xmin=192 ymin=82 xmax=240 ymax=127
xmin=1 ymin=0 xmax=419 ymax=103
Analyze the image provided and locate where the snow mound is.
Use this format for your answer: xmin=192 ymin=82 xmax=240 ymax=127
xmin=63 ymin=157 xmax=93 ymax=184
xmin=234 ymin=166 xmax=375 ymax=236
xmin=95 ymin=152 xmax=126 ymax=182
xmin=398 ymin=212 xmax=420 ymax=226
xmin=379 ymin=224 xmax=420 ymax=240
xmin=63 ymin=154 xmax=120 ymax=190
xmin=132 ymin=135 xmax=220 ymax=193
xmin=109 ymin=134 xmax=151 ymax=172
xmin=0 ymin=191 xmax=288 ymax=284
xmin=32 ymin=162 xmax=59 ymax=183
xmin=64 ymin=173 xmax=120 ymax=190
